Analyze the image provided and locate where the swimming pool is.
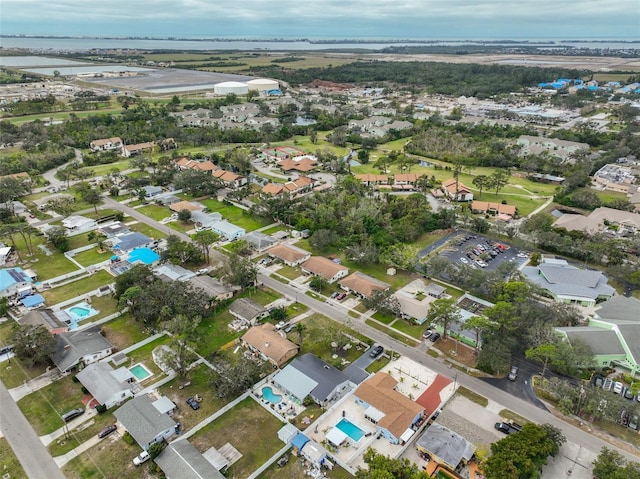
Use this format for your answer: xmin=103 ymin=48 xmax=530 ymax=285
xmin=64 ymin=302 xmax=99 ymax=323
xmin=129 ymin=363 xmax=152 ymax=381
xmin=336 ymin=418 xmax=365 ymax=442
xmin=262 ymin=386 xmax=282 ymax=404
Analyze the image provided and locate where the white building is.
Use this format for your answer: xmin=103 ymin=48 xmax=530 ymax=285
xmin=246 ymin=78 xmax=279 ymax=92
xmin=214 ymin=81 xmax=249 ymax=96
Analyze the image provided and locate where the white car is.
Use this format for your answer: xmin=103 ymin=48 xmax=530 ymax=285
xmin=475 ymin=260 xmax=488 ymax=268
xmin=459 ymin=257 xmax=469 ymax=264
xmin=133 ymin=450 xmax=151 ymax=466
xmin=613 ymin=381 xmax=624 ymax=394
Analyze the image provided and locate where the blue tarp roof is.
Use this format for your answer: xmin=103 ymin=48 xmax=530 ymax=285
xmin=292 ymin=433 xmax=310 ymax=451
xmin=21 ymin=294 xmax=45 ymax=308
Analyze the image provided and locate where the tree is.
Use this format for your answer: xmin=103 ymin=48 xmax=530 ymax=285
xmin=80 ymin=188 xmax=102 ymax=215
xmin=129 ymin=155 xmax=150 ymax=172
xmin=472 ymin=175 xmax=490 ymax=198
xmin=355 ymin=449 xmax=425 ymax=479
xmin=224 ymin=254 xmax=257 ymax=289
xmin=177 ymin=208 xmax=192 ymax=223
xmin=295 ymin=323 xmax=307 ymax=344
xmin=362 ymin=289 xmax=401 ymax=317
xmin=10 ymin=324 xmax=55 ymax=367
xmin=593 ymin=447 xmax=640 ymax=479
xmin=46 ymin=225 xmax=69 ymax=252
xmin=208 ymin=354 xmax=263 ymax=399
xmin=489 ymin=169 xmax=510 ymax=196
xmin=525 ymin=342 xmax=558 ymax=378
xmin=0 ymin=177 xmax=31 ymax=214
xmin=471 ymin=217 xmax=490 ymax=233
xmin=158 ymin=314 xmax=201 ymax=379
xmin=48 ymin=196 xmax=75 ymax=217
xmin=425 ymin=297 xmax=462 ymax=339
xmin=463 ymin=315 xmax=494 ymax=351
xmin=87 ymin=231 xmax=107 ymax=251
xmin=380 ymin=243 xmax=419 ymax=271
xmin=268 ymin=306 xmax=288 ymax=322
xmin=161 ymin=235 xmax=204 ymax=265
xmin=192 ymin=229 xmax=219 ymax=264
xmin=309 ymin=276 xmax=327 ymax=293
xmin=308 ymin=229 xmax=338 ymax=250
xmin=173 ymin=169 xmax=220 ymax=196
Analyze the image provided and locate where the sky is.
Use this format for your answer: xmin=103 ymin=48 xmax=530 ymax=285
xmin=1 ymin=0 xmax=638 ymax=39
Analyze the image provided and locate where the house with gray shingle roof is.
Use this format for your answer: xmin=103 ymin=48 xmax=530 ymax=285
xmin=113 ymin=395 xmax=176 ymax=450
xmin=51 ymin=326 xmax=113 ymax=372
xmin=155 ymin=441 xmax=225 ymax=479
xmin=229 ymin=298 xmax=268 ymax=327
xmin=522 ymin=258 xmax=615 ymax=307
xmin=76 ymin=362 xmax=135 ymax=409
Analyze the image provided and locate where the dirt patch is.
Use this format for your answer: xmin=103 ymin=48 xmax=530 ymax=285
xmin=101 ymin=328 xmax=131 ymax=351
xmin=435 ymin=338 xmax=477 ymax=368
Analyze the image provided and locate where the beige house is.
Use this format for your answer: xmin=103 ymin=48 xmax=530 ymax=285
xmin=441 ymin=179 xmax=473 ymax=202
xmin=90 ymin=137 xmax=123 ymax=152
xmin=241 ymin=323 xmax=299 ymax=367
xmin=339 ymin=272 xmax=390 ymax=298
xmin=267 ymin=243 xmax=311 ymax=267
xmin=301 ymin=256 xmax=349 ymax=283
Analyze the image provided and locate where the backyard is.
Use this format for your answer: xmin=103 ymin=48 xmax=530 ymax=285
xmin=17 ymin=374 xmax=86 ymax=435
xmin=0 ymin=320 xmax=49 ymax=389
xmin=41 ymin=270 xmax=114 ymax=305
xmin=259 ymin=453 xmax=353 ymax=479
xmin=190 ymin=396 xmax=285 ymax=479
xmin=100 ymin=313 xmax=149 ymax=352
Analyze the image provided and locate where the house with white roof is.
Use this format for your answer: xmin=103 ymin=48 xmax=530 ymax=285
xmin=210 ymin=220 xmax=245 ymax=241
xmin=76 ymin=362 xmax=135 ymax=409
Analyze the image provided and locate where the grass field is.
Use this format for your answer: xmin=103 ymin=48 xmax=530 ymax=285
xmin=41 ymin=270 xmax=114 ymax=305
xmin=0 ymin=437 xmax=27 ymax=479
xmin=17 ymin=375 xmax=86 ymax=435
xmin=190 ymin=396 xmax=285 ymax=479
xmin=136 ymin=204 xmax=172 ymax=222
xmin=100 ymin=312 xmax=148 ymax=352
xmin=200 ymin=198 xmax=271 ymax=231
xmin=127 ymin=222 xmax=167 ymax=240
xmin=72 ymin=246 xmax=111 ymax=267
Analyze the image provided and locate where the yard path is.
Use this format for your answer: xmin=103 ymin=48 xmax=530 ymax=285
xmin=9 ymin=367 xmax=63 ymax=402
xmin=0 ymin=381 xmax=67 ymax=479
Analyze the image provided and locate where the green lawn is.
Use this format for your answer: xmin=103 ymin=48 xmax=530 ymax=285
xmin=41 ymin=270 xmax=114 ymax=305
xmin=157 ymin=364 xmax=227 ymax=431
xmin=73 ymin=246 xmax=112 ymax=267
xmin=200 ymin=198 xmax=270 ymax=232
xmin=0 ymin=437 xmax=28 ymax=479
xmin=125 ymin=335 xmax=171 ymax=378
xmin=48 ymin=412 xmax=118 ymax=457
xmin=365 ymin=319 xmax=419 ymax=346
xmin=100 ymin=312 xmax=148 ymax=352
xmin=193 ymin=308 xmax=242 ymax=358
xmin=190 ymin=397 xmax=285 ymax=479
xmin=62 ymin=435 xmax=152 ymax=479
xmin=273 ymin=264 xmax=302 ymax=280
xmin=136 ymin=204 xmax=171 ymax=222
xmin=391 ymin=318 xmax=426 ymax=339
xmin=17 ymin=375 xmax=86 ymax=435
xmin=87 ymin=160 xmax=132 ymax=176
xmin=241 ymin=285 xmax=282 ymax=306
xmin=127 ymin=222 xmax=167 ymax=239
xmin=11 ymin=235 xmax=79 ymax=281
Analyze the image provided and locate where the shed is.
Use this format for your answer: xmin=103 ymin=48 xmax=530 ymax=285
xmin=21 ymin=294 xmax=45 ymax=309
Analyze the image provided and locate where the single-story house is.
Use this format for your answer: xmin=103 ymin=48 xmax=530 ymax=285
xmin=51 ymin=326 xmax=113 ymax=372
xmin=301 ymin=257 xmax=349 ymax=283
xmin=62 ymin=215 xmax=98 ymax=233
xmin=154 ymin=263 xmax=196 ymax=282
xmin=169 ymin=200 xmax=204 ymax=213
xmin=155 ymin=441 xmax=225 ymax=479
xmin=122 ymin=142 xmax=155 ymax=158
xmin=273 ymin=353 xmax=351 ymax=406
xmin=210 ymin=220 xmax=245 ymax=241
xmin=240 ymin=323 xmax=299 ymax=367
xmin=191 ymin=210 xmax=223 ymax=229
xmin=212 ymin=169 xmax=247 ymax=189
xmin=416 ymin=422 xmax=475 ymax=472
xmin=229 ymin=298 xmax=268 ymax=326
xmin=243 ymin=231 xmax=277 ymax=252
xmin=110 ymin=232 xmax=153 ymax=253
xmin=339 ymin=272 xmax=390 ymax=299
xmin=20 ymin=294 xmax=45 ymax=310
xmin=98 ymin=221 xmax=131 ymax=238
xmin=556 ymin=295 xmax=640 ymax=376
xmin=353 ymin=372 xmax=425 ymax=445
xmin=393 ymin=292 xmax=429 ymax=325
xmin=143 ymin=185 xmax=163 ymax=199
xmin=188 ymin=275 xmax=235 ymax=302
xmin=76 ymin=362 xmax=135 ymax=409
xmin=471 ymin=201 xmax=516 ymax=218
xmin=267 ymin=243 xmax=311 ymax=267
xmin=0 ymin=267 xmax=34 ymax=298
xmin=354 ymin=174 xmax=389 ymax=188
xmin=113 ymin=395 xmax=177 ymax=450
xmin=425 ymin=283 xmax=446 ymax=298
xmin=20 ymin=309 xmax=69 ymax=334
xmin=522 ymin=258 xmax=615 ymax=307
xmin=553 ymin=207 xmax=640 ymax=236
xmin=441 ymin=179 xmax=473 ymax=202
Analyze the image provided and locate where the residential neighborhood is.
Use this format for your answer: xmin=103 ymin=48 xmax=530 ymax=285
xmin=1 ymin=43 xmax=640 ymax=479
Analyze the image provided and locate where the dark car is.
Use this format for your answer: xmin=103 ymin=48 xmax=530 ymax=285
xmin=623 ymin=388 xmax=635 ymax=401
xmin=430 ymin=332 xmax=441 ymax=342
xmin=369 ymin=345 xmax=384 ymax=358
xmin=494 ymin=422 xmax=512 ymax=434
xmin=98 ymin=424 xmax=118 ymax=438
xmin=186 ymin=397 xmax=200 ymax=410
xmin=62 ymin=408 xmax=85 ymax=423
xmin=277 ymin=455 xmax=289 ymax=467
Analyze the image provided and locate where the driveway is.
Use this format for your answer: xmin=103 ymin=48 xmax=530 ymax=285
xmin=344 ymin=347 xmax=379 ymax=384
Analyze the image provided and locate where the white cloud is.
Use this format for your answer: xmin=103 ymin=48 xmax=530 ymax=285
xmin=1 ymin=0 xmax=637 ymax=37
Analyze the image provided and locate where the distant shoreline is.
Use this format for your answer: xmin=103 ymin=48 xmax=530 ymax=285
xmin=1 ymin=34 xmax=639 ymax=45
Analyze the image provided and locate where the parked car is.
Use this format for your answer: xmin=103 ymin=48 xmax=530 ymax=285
xmin=62 ymin=408 xmax=85 ymax=423
xmin=133 ymin=450 xmax=151 ymax=466
xmin=613 ymin=381 xmax=624 ymax=394
xmin=330 ymin=291 xmax=340 ymax=299
xmin=275 ymin=320 xmax=290 ymax=330
xmin=494 ymin=422 xmax=513 ymax=434
xmin=629 ymin=415 xmax=639 ymax=431
xmin=0 ymin=344 xmax=14 ymax=355
xmin=186 ymin=397 xmax=200 ymax=410
xmin=423 ymin=330 xmax=434 ymax=340
xmin=623 ymin=387 xmax=635 ymax=400
xmin=602 ymin=378 xmax=613 ymax=391
xmin=430 ymin=332 xmax=441 ymax=342
xmin=336 ymin=292 xmax=347 ymax=301
xmin=277 ymin=455 xmax=289 ymax=467
xmin=369 ymin=345 xmax=384 ymax=358
xmin=508 ymin=366 xmax=518 ymax=381
xmin=592 ymin=375 xmax=604 ymax=388
xmin=284 ymin=323 xmax=295 ymax=334
xmin=459 ymin=257 xmax=469 ymax=264
xmin=98 ymin=424 xmax=118 ymax=438
xmin=196 ymin=268 xmax=209 ymax=275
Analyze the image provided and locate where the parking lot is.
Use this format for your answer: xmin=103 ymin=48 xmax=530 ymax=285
xmin=436 ymin=232 xmax=528 ymax=272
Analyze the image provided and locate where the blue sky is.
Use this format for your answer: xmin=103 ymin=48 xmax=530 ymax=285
xmin=1 ymin=0 xmax=638 ymax=39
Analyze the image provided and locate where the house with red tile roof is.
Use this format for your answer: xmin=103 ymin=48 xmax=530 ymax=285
xmin=339 ymin=272 xmax=390 ymax=298
xmin=441 ymin=179 xmax=473 ymax=202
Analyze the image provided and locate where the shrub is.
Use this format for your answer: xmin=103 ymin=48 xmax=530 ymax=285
xmin=122 ymin=431 xmax=135 ymax=445
xmin=95 ymin=404 xmax=107 ymax=414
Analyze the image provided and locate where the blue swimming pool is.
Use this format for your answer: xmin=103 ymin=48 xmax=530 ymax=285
xmin=336 ymin=418 xmax=365 ymax=441
xmin=64 ymin=302 xmax=99 ymax=324
xmin=262 ymin=386 xmax=282 ymax=404
xmin=129 ymin=363 xmax=152 ymax=381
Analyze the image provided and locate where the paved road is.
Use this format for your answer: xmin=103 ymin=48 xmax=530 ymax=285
xmin=0 ymin=381 xmax=67 ymax=479
xmin=258 ymin=273 xmax=640 ymax=462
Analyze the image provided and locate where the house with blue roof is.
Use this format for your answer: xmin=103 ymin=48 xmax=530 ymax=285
xmin=0 ymin=267 xmax=34 ymax=298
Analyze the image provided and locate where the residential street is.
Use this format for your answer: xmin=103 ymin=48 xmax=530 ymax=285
xmin=0 ymin=381 xmax=67 ymax=479
xmin=258 ymin=273 xmax=640 ymax=462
